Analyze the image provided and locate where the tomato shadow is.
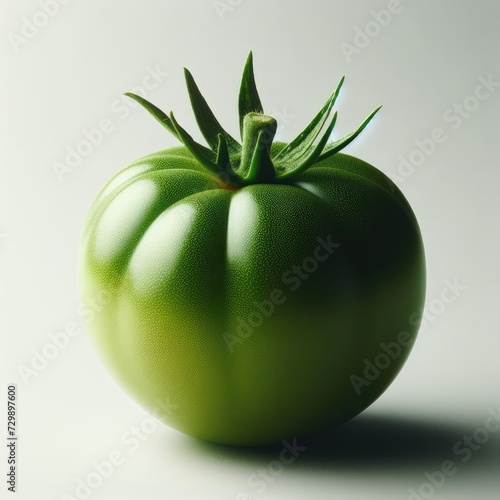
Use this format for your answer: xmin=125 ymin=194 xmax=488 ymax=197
xmin=183 ymin=412 xmax=500 ymax=473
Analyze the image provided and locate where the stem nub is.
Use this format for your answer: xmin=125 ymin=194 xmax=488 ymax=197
xmin=238 ymin=113 xmax=277 ymax=184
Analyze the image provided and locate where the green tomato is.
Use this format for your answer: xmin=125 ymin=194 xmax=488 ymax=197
xmin=79 ymin=53 xmax=425 ymax=446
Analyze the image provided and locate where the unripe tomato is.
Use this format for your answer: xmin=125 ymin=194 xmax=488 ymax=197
xmin=79 ymin=53 xmax=425 ymax=445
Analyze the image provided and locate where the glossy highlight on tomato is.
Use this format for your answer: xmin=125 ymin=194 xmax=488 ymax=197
xmin=79 ymin=53 xmax=425 ymax=446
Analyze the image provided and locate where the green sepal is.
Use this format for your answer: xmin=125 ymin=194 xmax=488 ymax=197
xmin=241 ymin=130 xmax=276 ymax=184
xmin=124 ymin=93 xmax=179 ymax=139
xmin=238 ymin=51 xmax=264 ymax=138
xmin=169 ymin=112 xmax=217 ymax=166
xmin=169 ymin=113 xmax=241 ymax=185
xmin=215 ymin=134 xmax=231 ymax=170
xmin=318 ymin=106 xmax=382 ymax=162
xmin=274 ymin=76 xmax=344 ymax=170
xmin=184 ymin=68 xmax=241 ymax=160
xmin=276 ymin=112 xmax=338 ymax=181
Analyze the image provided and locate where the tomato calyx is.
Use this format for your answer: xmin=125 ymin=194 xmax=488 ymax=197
xmin=125 ymin=52 xmax=382 ymax=188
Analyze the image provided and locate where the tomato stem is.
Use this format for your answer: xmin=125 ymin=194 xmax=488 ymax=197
xmin=237 ymin=113 xmax=277 ymax=184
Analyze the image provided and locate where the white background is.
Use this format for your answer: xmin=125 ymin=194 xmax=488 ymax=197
xmin=1 ymin=1 xmax=499 ymax=499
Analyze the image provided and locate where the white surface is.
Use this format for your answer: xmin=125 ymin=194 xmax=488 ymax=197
xmin=1 ymin=1 xmax=499 ymax=499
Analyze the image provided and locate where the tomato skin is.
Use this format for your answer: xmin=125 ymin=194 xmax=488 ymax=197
xmin=79 ymin=144 xmax=425 ymax=446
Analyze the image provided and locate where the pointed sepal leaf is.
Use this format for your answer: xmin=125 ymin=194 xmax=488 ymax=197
xmin=169 ymin=112 xmax=218 ymax=167
xmin=274 ymin=76 xmax=344 ymax=168
xmin=215 ymin=134 xmax=231 ymax=171
xmin=318 ymin=105 xmax=382 ymax=162
xmin=276 ymin=112 xmax=338 ymax=181
xmin=124 ymin=93 xmax=179 ymax=139
xmin=184 ymin=68 xmax=241 ymax=158
xmin=238 ymin=51 xmax=264 ymax=138
xmin=241 ymin=130 xmax=276 ymax=184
